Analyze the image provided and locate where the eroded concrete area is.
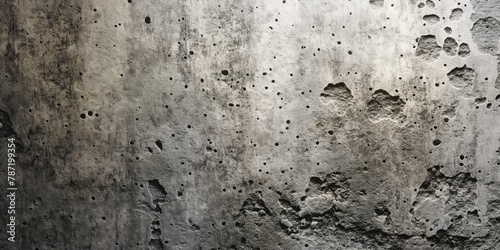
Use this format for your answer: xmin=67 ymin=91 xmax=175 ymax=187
xmin=1 ymin=0 xmax=500 ymax=249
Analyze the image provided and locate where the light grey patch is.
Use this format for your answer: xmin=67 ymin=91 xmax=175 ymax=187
xmin=423 ymin=14 xmax=440 ymax=25
xmin=443 ymin=37 xmax=458 ymax=57
xmin=416 ymin=35 xmax=442 ymax=62
xmin=449 ymin=8 xmax=464 ymax=21
xmin=447 ymin=65 xmax=475 ymax=89
xmin=470 ymin=17 xmax=500 ymax=55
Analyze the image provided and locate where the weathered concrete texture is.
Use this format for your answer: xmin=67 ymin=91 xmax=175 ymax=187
xmin=443 ymin=37 xmax=458 ymax=57
xmin=416 ymin=35 xmax=442 ymax=62
xmin=1 ymin=0 xmax=500 ymax=249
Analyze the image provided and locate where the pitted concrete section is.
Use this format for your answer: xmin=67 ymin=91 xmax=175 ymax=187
xmin=416 ymin=35 xmax=442 ymax=62
xmin=443 ymin=37 xmax=458 ymax=57
xmin=1 ymin=0 xmax=500 ymax=249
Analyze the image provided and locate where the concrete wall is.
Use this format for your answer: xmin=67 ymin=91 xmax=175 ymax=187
xmin=1 ymin=0 xmax=500 ymax=249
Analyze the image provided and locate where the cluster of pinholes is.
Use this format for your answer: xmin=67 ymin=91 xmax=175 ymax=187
xmin=413 ymin=0 xmax=498 ymax=149
xmin=76 ymin=1 xmax=492 ymax=249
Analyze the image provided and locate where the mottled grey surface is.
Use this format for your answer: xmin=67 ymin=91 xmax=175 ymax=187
xmin=1 ymin=0 xmax=500 ymax=249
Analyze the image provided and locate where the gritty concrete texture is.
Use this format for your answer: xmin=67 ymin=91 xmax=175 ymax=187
xmin=443 ymin=37 xmax=458 ymax=57
xmin=1 ymin=0 xmax=500 ymax=249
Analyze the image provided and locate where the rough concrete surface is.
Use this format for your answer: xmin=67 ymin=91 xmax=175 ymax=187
xmin=1 ymin=0 xmax=500 ymax=249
